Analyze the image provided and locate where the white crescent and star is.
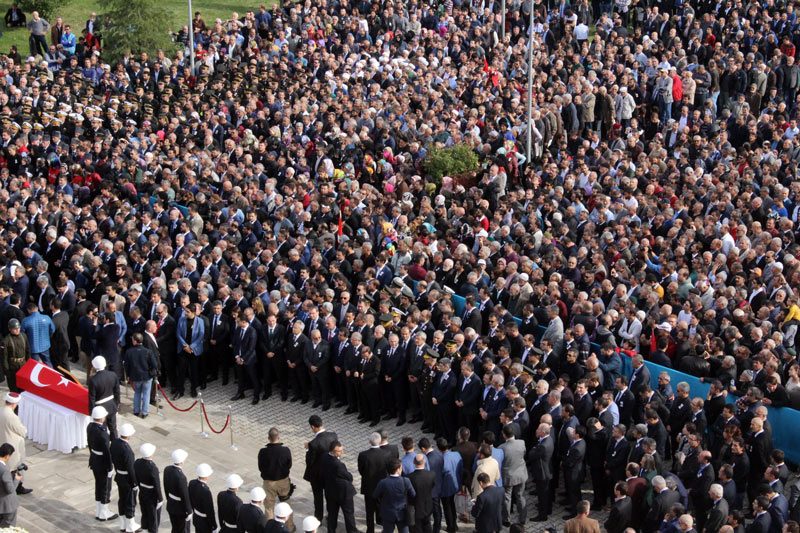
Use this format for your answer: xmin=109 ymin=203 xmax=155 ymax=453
xmin=29 ymin=363 xmax=70 ymax=388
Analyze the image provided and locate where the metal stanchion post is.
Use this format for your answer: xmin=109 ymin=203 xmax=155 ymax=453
xmin=199 ymin=393 xmax=209 ymax=438
xmin=155 ymin=379 xmax=163 ymax=418
xmin=229 ymin=406 xmax=237 ymax=451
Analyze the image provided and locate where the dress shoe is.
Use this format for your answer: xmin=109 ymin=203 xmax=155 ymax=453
xmin=369 ymin=421 xmax=379 ymax=427
xmin=335 ymin=402 xmax=347 ymax=408
xmin=530 ymin=516 xmax=548 ymax=522
xmin=141 ymin=414 xmax=149 ymax=419
xmin=382 ymin=414 xmax=394 ymax=421
xmin=562 ymin=513 xmax=576 ymax=520
xmin=502 ymin=521 xmax=511 ymax=528
xmin=262 ymin=393 xmax=271 ymax=400
xmin=252 ymin=398 xmax=260 ymax=405
xmin=591 ymin=504 xmax=603 ymax=511
xmin=16 ymin=485 xmax=32 ymax=495
xmin=409 ymin=416 xmax=421 ymax=423
xmin=206 ymin=376 xmax=217 ymax=383
xmin=322 ymin=404 xmax=331 ymax=411
xmin=301 ymin=398 xmax=309 ymax=404
xmin=190 ymin=390 xmax=198 ymax=398
xmin=396 ymin=419 xmax=406 ymax=427
xmin=345 ymin=408 xmax=356 ymax=415
xmin=290 ymin=397 xmax=300 ymax=403
xmin=171 ymin=392 xmax=184 ymax=400
xmin=281 ymin=395 xmax=288 ymax=402
xmin=312 ymin=402 xmax=321 ymax=408
xmin=221 ymin=378 xmax=229 ymax=386
xmin=230 ymin=394 xmax=245 ymax=401
xmin=200 ymin=384 xmax=206 ymax=390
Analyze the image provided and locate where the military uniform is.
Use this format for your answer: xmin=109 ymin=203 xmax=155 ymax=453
xmin=217 ymin=489 xmax=243 ymax=533
xmin=88 ymin=369 xmax=121 ymax=439
xmin=420 ymin=357 xmax=438 ymax=433
xmin=1 ymin=332 xmax=29 ymax=392
xmin=237 ymin=502 xmax=268 ymax=532
xmin=110 ymin=438 xmax=138 ymax=521
xmin=134 ymin=457 xmax=162 ymax=533
xmin=189 ymin=478 xmax=217 ymax=533
xmin=163 ymin=465 xmax=192 ymax=533
xmin=87 ymin=422 xmax=114 ymax=511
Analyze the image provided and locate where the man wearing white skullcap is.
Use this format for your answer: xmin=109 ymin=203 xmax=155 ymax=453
xmin=87 ymin=405 xmax=117 ymax=521
xmin=88 ymin=355 xmax=121 ymax=439
xmin=238 ymin=487 xmax=269 ymax=531
xmin=217 ymin=474 xmax=244 ymax=532
xmin=164 ymin=449 xmax=192 ymax=531
xmin=0 ymin=392 xmax=29 ymax=496
xmin=133 ymin=443 xmax=162 ymax=533
xmin=189 ymin=463 xmax=217 ymax=532
xmin=110 ymin=423 xmax=139 ymax=533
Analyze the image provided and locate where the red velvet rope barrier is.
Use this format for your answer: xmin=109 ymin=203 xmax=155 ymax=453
xmin=156 ymin=383 xmax=198 ymax=412
xmin=200 ymin=402 xmax=231 ymax=434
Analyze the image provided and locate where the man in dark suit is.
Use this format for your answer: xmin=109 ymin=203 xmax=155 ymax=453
xmin=563 ymin=425 xmax=587 ymax=519
xmin=49 ymin=299 xmax=70 ymax=370
xmin=93 ymin=312 xmax=123 ymax=379
xmin=321 ymin=441 xmax=357 ymax=533
xmin=614 ymin=377 xmax=636 ymax=427
xmin=264 ymin=314 xmax=287 ymax=400
xmin=605 ymin=424 xmax=631 ymax=488
xmin=286 ymin=320 xmax=311 ymax=403
xmin=766 ymin=483 xmax=788 ymax=533
xmin=703 ymin=484 xmax=729 ymax=533
xmin=747 ymin=495 xmax=772 ymax=533
xmin=356 ymin=345 xmax=381 ymax=426
xmin=461 ymin=297 xmax=482 ymax=333
xmin=305 ymin=329 xmax=331 ymax=410
xmin=407 ymin=454 xmax=435 ymax=533
xmin=375 ymin=458 xmax=416 ymax=533
xmin=154 ymin=304 xmax=178 ymax=392
xmin=629 ymin=355 xmax=650 ymax=395
xmin=208 ymin=301 xmax=232 ymax=386
xmin=231 ymin=316 xmax=260 ymax=404
xmin=456 ymin=361 xmax=482 ymax=438
xmin=303 ymin=416 xmax=338 ymax=521
xmin=691 ymin=451 xmax=715 ymax=530
xmin=432 ymin=357 xmax=457 ymax=441
xmin=471 ymin=472 xmax=503 ymax=533
xmin=604 ymin=482 xmax=632 ymax=533
xmin=644 ymin=475 xmax=680 ymax=532
xmin=381 ymin=333 xmax=408 ymax=425
xmin=358 ymin=433 xmax=389 ymax=533
xmin=528 ymin=423 xmax=554 ymax=521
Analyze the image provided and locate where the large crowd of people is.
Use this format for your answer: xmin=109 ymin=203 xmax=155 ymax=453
xmin=0 ymin=0 xmax=798 ymax=530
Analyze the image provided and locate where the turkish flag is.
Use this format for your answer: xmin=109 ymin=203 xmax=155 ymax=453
xmin=16 ymin=360 xmax=89 ymax=415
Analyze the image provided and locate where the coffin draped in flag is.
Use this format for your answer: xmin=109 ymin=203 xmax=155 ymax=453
xmin=16 ymin=359 xmax=89 ymax=415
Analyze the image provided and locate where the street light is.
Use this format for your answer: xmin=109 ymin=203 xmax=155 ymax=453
xmin=188 ymin=0 xmax=195 ymax=74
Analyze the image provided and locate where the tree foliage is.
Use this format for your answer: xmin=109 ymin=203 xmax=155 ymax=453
xmin=19 ymin=0 xmax=64 ymax=21
xmin=422 ymin=143 xmax=480 ymax=184
xmin=101 ymin=0 xmax=175 ymax=61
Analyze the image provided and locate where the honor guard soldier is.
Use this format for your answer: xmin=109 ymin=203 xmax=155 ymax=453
xmin=87 ymin=405 xmax=118 ymax=522
xmin=189 ymin=463 xmax=217 ymax=533
xmin=218 ymin=474 xmax=244 ymax=533
xmin=88 ymin=356 xmax=121 ymax=439
xmin=111 ymin=423 xmax=140 ymax=533
xmin=134 ymin=443 xmax=162 ymax=533
xmin=164 ymin=449 xmax=192 ymax=532
xmin=238 ymin=487 xmax=269 ymax=532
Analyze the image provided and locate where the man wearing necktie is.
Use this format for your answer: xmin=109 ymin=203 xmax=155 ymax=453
xmin=208 ymin=301 xmax=232 ymax=386
xmin=380 ymin=333 xmax=408 ymax=426
xmin=407 ymin=333 xmax=429 ymax=423
xmin=230 ymin=316 xmax=260 ymax=404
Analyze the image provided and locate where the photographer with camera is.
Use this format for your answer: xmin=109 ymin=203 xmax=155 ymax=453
xmin=0 ymin=393 xmax=29 ymax=496
xmin=0 ymin=442 xmax=22 ymax=526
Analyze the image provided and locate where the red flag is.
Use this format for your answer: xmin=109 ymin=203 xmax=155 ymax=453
xmin=483 ymin=57 xmax=490 ymax=73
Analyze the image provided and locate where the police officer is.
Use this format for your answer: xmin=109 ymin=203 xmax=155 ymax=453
xmin=111 ymin=423 xmax=139 ymax=533
xmin=238 ymin=487 xmax=269 ymax=532
xmin=189 ymin=463 xmax=217 ymax=533
xmin=134 ymin=443 xmax=162 ymax=533
xmin=88 ymin=356 xmax=120 ymax=439
xmin=217 ymin=474 xmax=244 ymax=533
xmin=163 ymin=449 xmax=192 ymax=532
xmin=87 ymin=406 xmax=117 ymax=522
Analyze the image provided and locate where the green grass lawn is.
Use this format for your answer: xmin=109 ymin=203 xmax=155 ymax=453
xmin=0 ymin=0 xmax=267 ymax=56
